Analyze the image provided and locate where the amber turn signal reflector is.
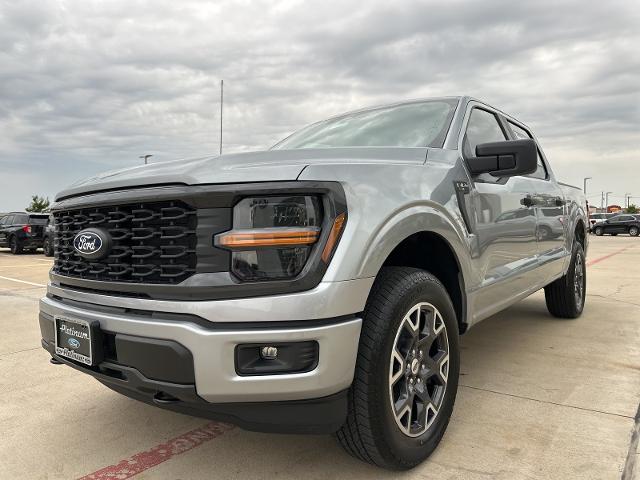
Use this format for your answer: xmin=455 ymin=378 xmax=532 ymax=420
xmin=218 ymin=228 xmax=320 ymax=248
xmin=321 ymin=213 xmax=347 ymax=263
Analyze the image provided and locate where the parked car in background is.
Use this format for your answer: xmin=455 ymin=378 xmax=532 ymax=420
xmin=588 ymin=212 xmax=612 ymax=229
xmin=42 ymin=214 xmax=55 ymax=257
xmin=591 ymin=214 xmax=640 ymax=236
xmin=0 ymin=212 xmax=49 ymax=254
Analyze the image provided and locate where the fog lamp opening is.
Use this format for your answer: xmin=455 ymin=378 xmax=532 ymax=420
xmin=235 ymin=341 xmax=319 ymax=376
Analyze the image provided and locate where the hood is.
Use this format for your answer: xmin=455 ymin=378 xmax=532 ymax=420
xmin=56 ymin=147 xmax=428 ymax=200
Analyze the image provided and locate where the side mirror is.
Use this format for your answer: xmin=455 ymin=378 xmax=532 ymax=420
xmin=466 ymin=139 xmax=537 ymax=177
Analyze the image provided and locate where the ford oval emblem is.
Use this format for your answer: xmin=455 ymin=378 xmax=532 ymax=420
xmin=73 ymin=229 xmax=108 ymax=259
xmin=68 ymin=337 xmax=81 ymax=349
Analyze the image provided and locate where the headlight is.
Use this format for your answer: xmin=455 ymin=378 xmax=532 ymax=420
xmin=215 ymin=195 xmax=344 ymax=281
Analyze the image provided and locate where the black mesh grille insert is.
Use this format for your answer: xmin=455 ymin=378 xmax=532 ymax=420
xmin=53 ymin=201 xmax=197 ymax=284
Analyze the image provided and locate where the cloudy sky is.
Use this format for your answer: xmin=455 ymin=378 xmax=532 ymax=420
xmin=1 ymin=0 xmax=638 ymax=211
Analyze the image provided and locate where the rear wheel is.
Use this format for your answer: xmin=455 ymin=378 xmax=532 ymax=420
xmin=594 ymin=226 xmax=604 ymax=236
xmin=629 ymin=226 xmax=639 ymax=237
xmin=336 ymin=267 xmax=459 ymax=470
xmin=544 ymin=242 xmax=586 ymax=318
xmin=9 ymin=236 xmax=23 ymax=255
xmin=43 ymin=237 xmax=54 ymax=256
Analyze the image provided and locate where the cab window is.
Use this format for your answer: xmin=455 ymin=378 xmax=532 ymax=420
xmin=507 ymin=121 xmax=547 ymax=180
xmin=463 ymin=108 xmax=507 ymax=158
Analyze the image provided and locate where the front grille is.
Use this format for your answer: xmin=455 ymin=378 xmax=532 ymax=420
xmin=53 ymin=201 xmax=197 ymax=284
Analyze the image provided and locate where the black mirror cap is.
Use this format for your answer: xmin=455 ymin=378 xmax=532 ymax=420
xmin=467 ymin=139 xmax=537 ymax=177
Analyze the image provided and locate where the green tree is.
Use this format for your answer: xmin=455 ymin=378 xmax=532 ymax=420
xmin=25 ymin=195 xmax=50 ymax=213
xmin=626 ymin=204 xmax=638 ymax=214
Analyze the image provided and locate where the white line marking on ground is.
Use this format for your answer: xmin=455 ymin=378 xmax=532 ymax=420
xmin=0 ymin=275 xmax=46 ymax=287
xmin=0 ymin=264 xmax=53 ymax=268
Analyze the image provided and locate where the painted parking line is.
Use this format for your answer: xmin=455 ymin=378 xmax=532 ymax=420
xmin=0 ymin=264 xmax=53 ymax=268
xmin=0 ymin=275 xmax=46 ymax=288
xmin=78 ymin=422 xmax=235 ymax=480
xmin=586 ymin=246 xmax=633 ymax=267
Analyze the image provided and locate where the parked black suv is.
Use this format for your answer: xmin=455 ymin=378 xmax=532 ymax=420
xmin=591 ymin=214 xmax=640 ymax=237
xmin=0 ymin=212 xmax=49 ymax=254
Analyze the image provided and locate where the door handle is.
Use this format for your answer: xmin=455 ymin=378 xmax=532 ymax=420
xmin=521 ymin=196 xmax=535 ymax=207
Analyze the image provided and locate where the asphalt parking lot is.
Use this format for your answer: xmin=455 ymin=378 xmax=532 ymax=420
xmin=1 ymin=235 xmax=639 ymax=479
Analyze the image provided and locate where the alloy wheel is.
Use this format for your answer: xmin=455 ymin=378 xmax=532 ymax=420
xmin=388 ymin=302 xmax=449 ymax=437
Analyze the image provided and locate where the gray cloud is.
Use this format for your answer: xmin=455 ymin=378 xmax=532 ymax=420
xmin=0 ymin=0 xmax=638 ymax=210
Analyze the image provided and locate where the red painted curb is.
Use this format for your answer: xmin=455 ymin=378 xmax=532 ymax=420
xmin=78 ymin=422 xmax=235 ymax=480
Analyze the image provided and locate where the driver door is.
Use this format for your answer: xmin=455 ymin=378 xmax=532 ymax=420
xmin=463 ymin=106 xmax=539 ymax=319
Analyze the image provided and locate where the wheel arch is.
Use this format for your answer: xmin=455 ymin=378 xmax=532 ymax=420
xmin=372 ymin=229 xmax=468 ymax=334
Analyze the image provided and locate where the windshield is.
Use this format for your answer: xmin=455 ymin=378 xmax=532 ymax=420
xmin=272 ymin=100 xmax=458 ymax=150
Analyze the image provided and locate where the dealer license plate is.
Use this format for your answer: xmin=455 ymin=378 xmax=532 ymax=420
xmin=54 ymin=316 xmax=94 ymax=366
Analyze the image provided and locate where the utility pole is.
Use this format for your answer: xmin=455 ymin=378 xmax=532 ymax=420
xmin=583 ymin=177 xmax=592 ymax=195
xmin=600 ymin=191 xmax=604 ymax=210
xmin=625 ymin=193 xmax=631 ymax=208
xmin=139 ymin=154 xmax=153 ymax=165
xmin=605 ymin=191 xmax=613 ymax=211
xmin=219 ymin=79 xmax=224 ymax=156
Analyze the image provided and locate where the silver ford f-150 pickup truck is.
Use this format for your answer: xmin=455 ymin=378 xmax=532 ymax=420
xmin=40 ymin=96 xmax=588 ymax=469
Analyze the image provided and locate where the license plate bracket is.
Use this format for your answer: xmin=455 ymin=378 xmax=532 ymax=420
xmin=54 ymin=316 xmax=103 ymax=366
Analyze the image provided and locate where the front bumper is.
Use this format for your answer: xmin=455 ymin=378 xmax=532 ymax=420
xmin=40 ymin=294 xmax=362 ymax=403
xmin=39 ymin=286 xmax=363 ymax=432
xmin=41 ymin=333 xmax=349 ymax=433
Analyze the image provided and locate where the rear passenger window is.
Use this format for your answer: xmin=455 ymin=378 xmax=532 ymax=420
xmin=508 ymin=121 xmax=547 ymax=180
xmin=463 ymin=109 xmax=506 ymax=158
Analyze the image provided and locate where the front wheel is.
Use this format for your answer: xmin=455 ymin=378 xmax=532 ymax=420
xmin=336 ymin=267 xmax=459 ymax=470
xmin=544 ymin=242 xmax=586 ymax=318
xmin=629 ymin=226 xmax=639 ymax=237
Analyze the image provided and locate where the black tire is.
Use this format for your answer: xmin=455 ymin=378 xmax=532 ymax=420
xmin=594 ymin=226 xmax=603 ymax=236
xmin=43 ymin=237 xmax=54 ymax=256
xmin=336 ymin=267 xmax=459 ymax=470
xmin=630 ymin=226 xmax=639 ymax=237
xmin=9 ymin=236 xmax=23 ymax=255
xmin=544 ymin=242 xmax=586 ymax=318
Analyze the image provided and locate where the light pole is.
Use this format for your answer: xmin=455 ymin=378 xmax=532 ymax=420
xmin=139 ymin=154 xmax=153 ymax=165
xmin=625 ymin=193 xmax=631 ymax=209
xmin=219 ymin=79 xmax=223 ymax=155
xmin=605 ymin=191 xmax=613 ymax=211
xmin=583 ymin=177 xmax=592 ymax=195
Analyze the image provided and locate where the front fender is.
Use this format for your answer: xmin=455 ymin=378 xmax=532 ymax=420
xmin=355 ymin=203 xmax=473 ymax=284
